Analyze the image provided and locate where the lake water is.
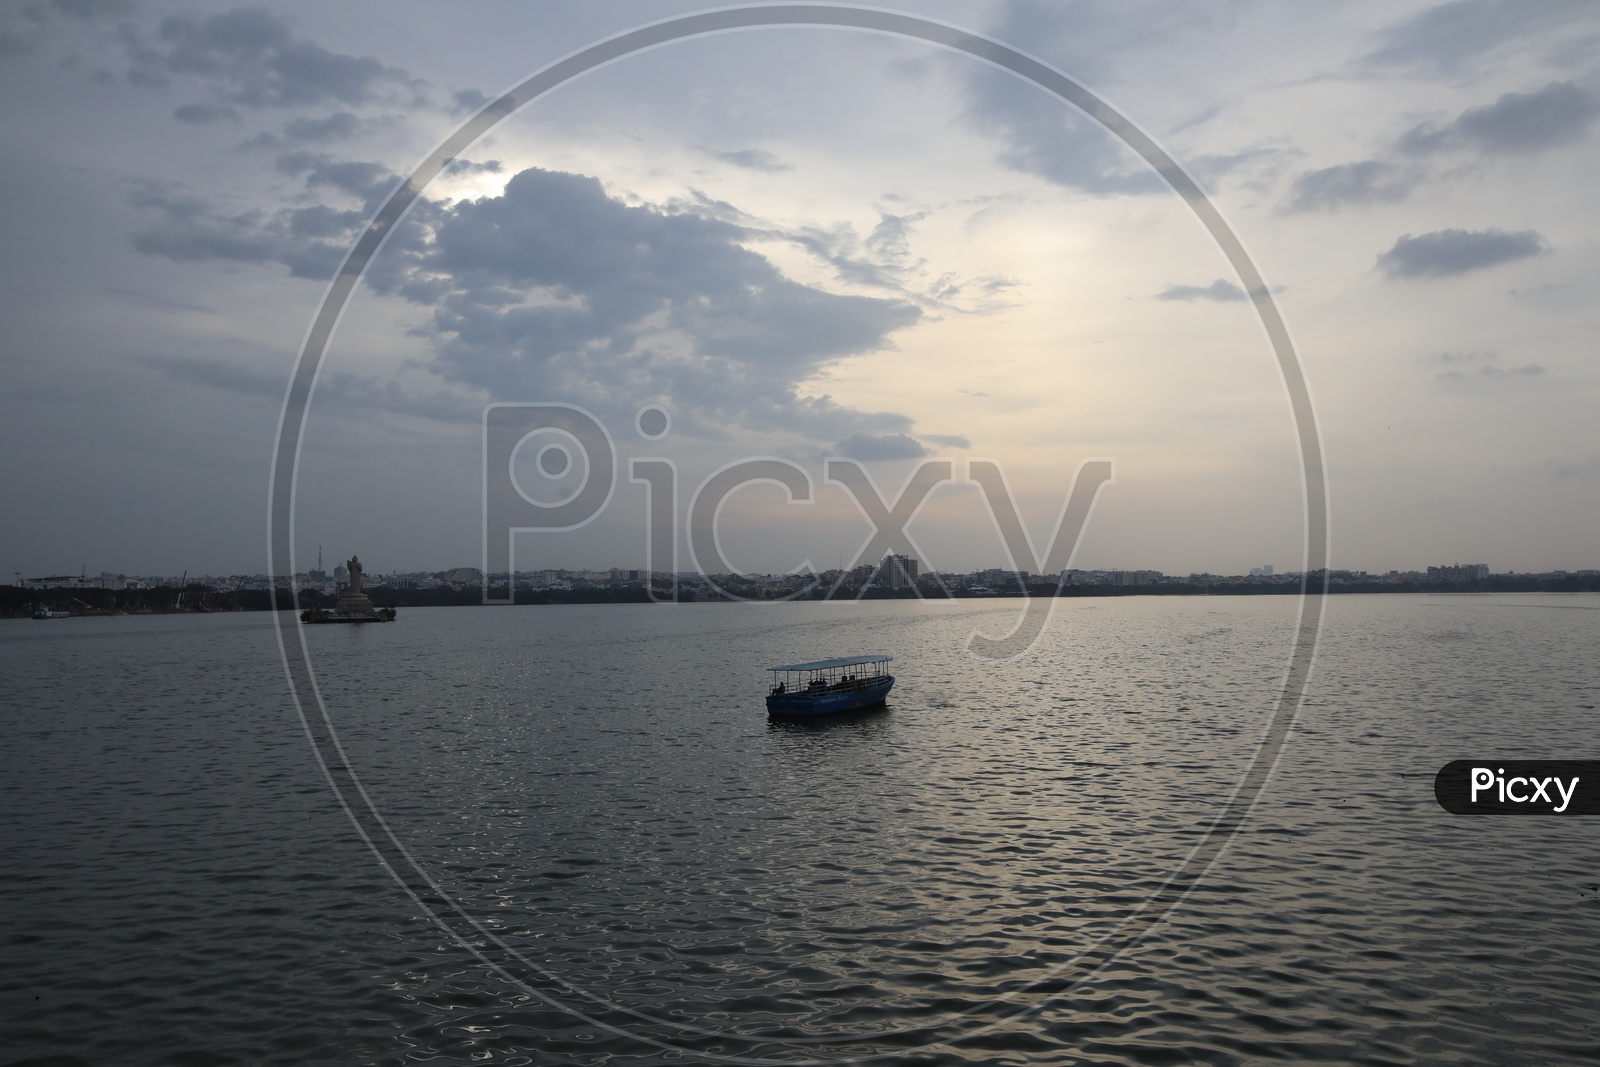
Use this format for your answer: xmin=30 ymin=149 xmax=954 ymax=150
xmin=4 ymin=595 xmax=1598 ymax=1065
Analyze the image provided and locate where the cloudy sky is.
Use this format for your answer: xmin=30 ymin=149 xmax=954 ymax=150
xmin=1 ymin=0 xmax=1596 ymax=579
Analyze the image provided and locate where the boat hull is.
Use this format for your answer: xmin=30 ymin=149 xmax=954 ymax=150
xmin=766 ymin=676 xmax=894 ymax=718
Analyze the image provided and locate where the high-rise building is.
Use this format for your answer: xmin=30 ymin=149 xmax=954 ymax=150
xmin=881 ymin=554 xmax=918 ymax=590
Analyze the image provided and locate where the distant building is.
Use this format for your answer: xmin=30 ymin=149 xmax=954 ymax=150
xmin=26 ymin=574 xmax=101 ymax=590
xmin=881 ymin=554 xmax=918 ymax=590
xmin=1428 ymin=563 xmax=1489 ymax=581
xmin=975 ymin=567 xmax=1029 ymax=588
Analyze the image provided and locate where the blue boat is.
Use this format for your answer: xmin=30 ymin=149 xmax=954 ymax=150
xmin=766 ymin=655 xmax=894 ymax=718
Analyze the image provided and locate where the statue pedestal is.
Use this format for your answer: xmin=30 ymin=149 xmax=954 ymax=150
xmin=305 ymin=556 xmax=392 ymax=623
xmin=334 ymin=592 xmax=375 ymax=615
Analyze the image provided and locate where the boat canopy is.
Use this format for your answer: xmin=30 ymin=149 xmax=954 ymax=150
xmin=768 ymin=654 xmax=893 ymax=672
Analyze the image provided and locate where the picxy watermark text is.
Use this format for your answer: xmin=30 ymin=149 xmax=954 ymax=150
xmin=1435 ymin=760 xmax=1597 ymax=815
xmin=483 ymin=402 xmax=1112 ymax=658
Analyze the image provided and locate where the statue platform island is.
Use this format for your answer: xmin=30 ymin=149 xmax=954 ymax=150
xmin=301 ymin=554 xmax=396 ymax=624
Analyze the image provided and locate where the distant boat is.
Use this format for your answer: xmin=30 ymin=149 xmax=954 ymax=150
xmin=766 ymin=655 xmax=894 ymax=718
xmin=32 ymin=607 xmax=70 ymax=619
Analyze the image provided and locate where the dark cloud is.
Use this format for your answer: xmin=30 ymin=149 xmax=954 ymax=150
xmin=139 ymin=353 xmax=284 ymax=400
xmin=283 ymin=203 xmax=364 ymax=239
xmin=833 ymin=432 xmax=929 ymax=462
xmin=450 ymin=88 xmax=489 ymax=115
xmin=142 ymin=354 xmax=482 ymax=423
xmin=774 ymin=211 xmax=952 ymax=305
xmin=786 ymin=221 xmax=905 ymax=291
xmin=123 ymin=132 xmax=944 ymax=444
xmin=959 ymin=0 xmax=1219 ymax=195
xmin=444 ymin=158 xmax=503 ymax=176
xmin=237 ymin=112 xmax=400 ymax=152
xmin=962 ymin=66 xmax=1163 ymax=195
xmin=1365 ymin=0 xmax=1597 ymax=72
xmin=701 ymin=147 xmax=793 ymax=173
xmin=173 ymin=103 xmax=240 ymax=125
xmin=1282 ymin=160 xmax=1415 ymax=213
xmin=1157 ymin=279 xmax=1246 ymax=302
xmin=661 ymin=189 xmax=763 ymax=228
xmin=919 ymin=433 xmax=971 ymax=450
xmin=983 ymin=0 xmax=1215 ymax=88
xmin=1399 ymin=82 xmax=1599 ymax=156
xmin=364 ymin=167 xmax=922 ymax=442
xmin=127 ymin=157 xmax=391 ymax=280
xmin=754 ymin=211 xmax=1005 ymax=318
xmin=1377 ymin=228 xmax=1546 ymax=279
xmin=0 ymin=0 xmax=133 ymax=57
xmin=125 ymin=7 xmax=425 ymax=109
xmin=1435 ymin=350 xmax=1548 ymax=383
xmin=42 ymin=0 xmax=133 ymax=19
xmin=1185 ymin=145 xmax=1290 ymax=188
xmin=129 ymin=183 xmax=284 ymax=266
xmin=280 ymin=111 xmax=368 ymax=143
xmin=275 ymin=150 xmax=396 ymax=207
xmin=1285 ymin=82 xmax=1595 ymax=217
xmin=101 ymin=287 xmax=218 ymax=315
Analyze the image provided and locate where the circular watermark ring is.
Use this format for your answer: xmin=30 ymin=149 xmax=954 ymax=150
xmin=268 ymin=5 xmax=1328 ymax=1062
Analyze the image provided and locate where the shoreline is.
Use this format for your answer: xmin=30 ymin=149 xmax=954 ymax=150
xmin=7 ymin=577 xmax=1600 ymax=618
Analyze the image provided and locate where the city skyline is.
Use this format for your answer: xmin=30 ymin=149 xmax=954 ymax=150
xmin=22 ymin=554 xmax=1583 ymax=592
